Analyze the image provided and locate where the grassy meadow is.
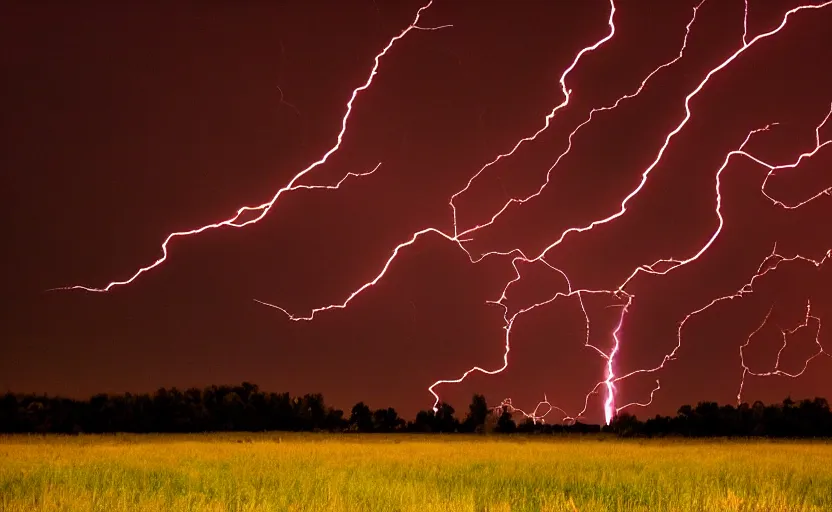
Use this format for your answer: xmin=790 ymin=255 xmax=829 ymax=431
xmin=1 ymin=433 xmax=831 ymax=512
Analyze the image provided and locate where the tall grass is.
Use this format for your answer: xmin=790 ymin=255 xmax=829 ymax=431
xmin=2 ymin=433 xmax=831 ymax=511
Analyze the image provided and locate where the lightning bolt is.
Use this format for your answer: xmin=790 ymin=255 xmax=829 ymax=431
xmin=760 ymin=105 xmax=832 ymax=209
xmin=603 ymin=103 xmax=831 ymax=422
xmin=449 ymin=0 xmax=619 ymax=239
xmin=452 ymin=0 xmax=706 ymax=242
xmin=254 ymin=0 xmax=624 ymax=321
xmin=611 ymin=247 xmax=831 ymax=417
xmin=53 ymin=1 xmax=451 ymax=293
xmin=471 ymin=0 xmax=832 ymax=265
xmin=429 ymin=1 xmax=832 ymax=424
xmin=737 ymin=299 xmax=828 ymax=403
xmin=59 ymin=0 xmax=832 ymax=425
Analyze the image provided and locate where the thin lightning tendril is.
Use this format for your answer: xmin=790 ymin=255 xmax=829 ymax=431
xmin=612 ymin=247 xmax=831 ymax=413
xmin=737 ymin=299 xmax=828 ymax=404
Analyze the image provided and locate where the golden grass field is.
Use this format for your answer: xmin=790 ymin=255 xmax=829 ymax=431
xmin=1 ymin=433 xmax=831 ymax=512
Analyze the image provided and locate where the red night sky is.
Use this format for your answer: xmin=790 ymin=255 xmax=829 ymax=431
xmin=2 ymin=0 xmax=831 ymax=424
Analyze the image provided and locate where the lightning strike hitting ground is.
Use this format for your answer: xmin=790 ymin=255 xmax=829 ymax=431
xmin=613 ymin=247 xmax=831 ymax=410
xmin=600 ymin=106 xmax=832 ymax=416
xmin=60 ymin=0 xmax=832 ymax=424
xmin=431 ymin=1 xmax=832 ymax=424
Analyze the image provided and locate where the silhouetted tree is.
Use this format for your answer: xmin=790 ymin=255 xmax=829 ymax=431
xmin=409 ymin=410 xmax=436 ymax=432
xmin=609 ymin=411 xmax=641 ymax=437
xmin=496 ymin=406 xmax=516 ymax=433
xmin=406 ymin=403 xmax=458 ymax=432
xmin=435 ymin=403 xmax=459 ymax=433
xmin=349 ymin=402 xmax=374 ymax=432
xmin=516 ymin=418 xmax=537 ymax=433
xmin=463 ymin=394 xmax=490 ymax=433
xmin=325 ymin=407 xmax=347 ymax=431
xmin=373 ymin=407 xmax=404 ymax=432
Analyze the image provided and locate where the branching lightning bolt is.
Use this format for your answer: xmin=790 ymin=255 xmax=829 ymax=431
xmin=472 ymin=0 xmax=832 ymax=265
xmin=430 ymin=0 xmax=832 ymax=424
xmin=452 ymin=0 xmax=706 ymax=242
xmin=60 ymin=0 xmax=832 ymax=425
xmin=255 ymin=0 xmax=623 ymax=322
xmin=449 ymin=0 xmax=619 ymax=239
xmin=737 ymin=299 xmax=828 ymax=403
xmin=52 ymin=1 xmax=450 ymax=293
xmin=605 ymin=103 xmax=832 ymax=419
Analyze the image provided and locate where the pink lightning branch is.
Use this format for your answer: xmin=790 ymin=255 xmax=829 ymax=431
xmin=51 ymin=1 xmax=452 ymax=293
xmin=737 ymin=299 xmax=828 ymax=405
xmin=58 ymin=0 xmax=832 ymax=425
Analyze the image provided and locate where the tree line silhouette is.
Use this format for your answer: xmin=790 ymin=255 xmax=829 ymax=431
xmin=2 ymin=383 xmax=830 ymax=437
xmin=607 ymin=397 xmax=832 ymax=437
